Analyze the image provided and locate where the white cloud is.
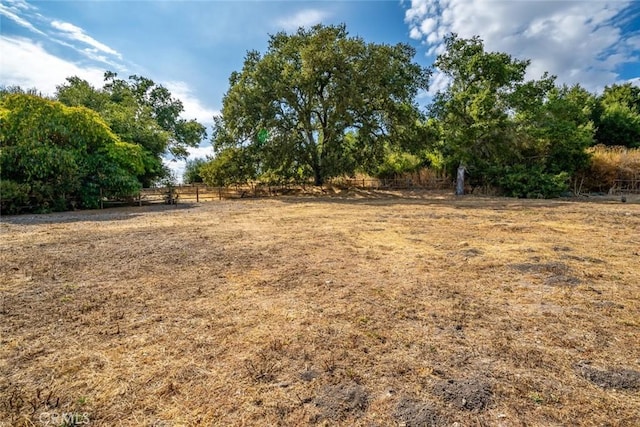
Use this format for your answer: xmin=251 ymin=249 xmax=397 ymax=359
xmin=51 ymin=20 xmax=121 ymax=59
xmin=186 ymin=145 xmax=215 ymax=160
xmin=0 ymin=1 xmax=125 ymax=67
xmin=0 ymin=1 xmax=46 ymax=35
xmin=164 ymin=80 xmax=220 ymax=126
xmin=0 ymin=36 xmax=105 ymax=95
xmin=4 ymin=0 xmax=36 ymax=10
xmin=428 ymin=70 xmax=451 ymax=95
xmin=404 ymin=0 xmax=639 ymax=91
xmin=276 ymin=9 xmax=329 ymax=31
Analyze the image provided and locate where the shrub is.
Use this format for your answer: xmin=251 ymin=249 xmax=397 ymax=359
xmin=376 ymin=151 xmax=422 ymax=179
xmin=0 ymin=180 xmax=30 ymax=214
xmin=499 ymin=165 xmax=569 ymax=198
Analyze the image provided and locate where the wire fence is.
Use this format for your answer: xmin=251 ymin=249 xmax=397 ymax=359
xmin=110 ymin=177 xmax=454 ymax=207
xmin=87 ymin=173 xmax=640 ymax=209
xmin=609 ymin=176 xmax=640 ymax=195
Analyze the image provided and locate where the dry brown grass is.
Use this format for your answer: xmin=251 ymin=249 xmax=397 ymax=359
xmin=583 ymin=145 xmax=640 ymax=192
xmin=1 ymin=190 xmax=639 ymax=426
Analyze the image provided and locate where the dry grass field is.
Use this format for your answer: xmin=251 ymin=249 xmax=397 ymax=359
xmin=1 ymin=190 xmax=639 ymax=426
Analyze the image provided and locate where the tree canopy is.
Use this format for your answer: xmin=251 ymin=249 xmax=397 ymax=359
xmin=429 ymin=34 xmax=595 ymax=197
xmin=208 ymin=28 xmax=634 ymax=196
xmin=211 ymin=24 xmax=430 ymax=185
xmin=1 ymin=72 xmax=207 ymax=213
xmin=593 ymin=83 xmax=640 ymax=148
xmin=56 ymin=72 xmax=207 ymax=186
xmin=0 ymin=94 xmax=145 ymax=213
xmin=2 ymin=26 xmax=639 ymax=212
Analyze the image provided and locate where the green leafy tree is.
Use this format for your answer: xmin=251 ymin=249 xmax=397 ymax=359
xmin=593 ymin=83 xmax=640 ymax=148
xmin=200 ymin=147 xmax=255 ymax=187
xmin=212 ymin=24 xmax=430 ymax=185
xmin=56 ymin=72 xmax=208 ymax=186
xmin=183 ymin=157 xmax=208 ymax=184
xmin=0 ymin=94 xmax=143 ymax=213
xmin=431 ymin=34 xmax=595 ymax=197
xmin=430 ymin=34 xmax=538 ymax=180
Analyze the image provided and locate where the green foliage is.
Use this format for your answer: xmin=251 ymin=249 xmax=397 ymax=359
xmin=595 ymin=104 xmax=640 ymax=148
xmin=430 ymin=34 xmax=595 ymax=197
xmin=592 ymin=83 xmax=640 ymax=148
xmin=200 ymin=148 xmax=255 ymax=186
xmin=0 ymin=180 xmax=30 ymax=214
xmin=0 ymin=94 xmax=142 ymax=212
xmin=600 ymin=83 xmax=640 ymax=112
xmin=432 ymin=34 xmax=539 ymax=180
xmin=183 ymin=157 xmax=208 ymax=184
xmin=213 ymin=24 xmax=430 ymax=185
xmin=515 ymin=84 xmax=594 ymax=176
xmin=56 ymin=72 xmax=207 ymax=186
xmin=499 ymin=165 xmax=569 ymax=198
xmin=376 ymin=150 xmax=422 ymax=179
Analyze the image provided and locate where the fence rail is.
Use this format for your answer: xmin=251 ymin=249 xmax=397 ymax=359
xmin=610 ymin=177 xmax=640 ymax=195
xmin=329 ymin=177 xmax=451 ymax=190
xmin=105 ymin=178 xmax=452 ymax=208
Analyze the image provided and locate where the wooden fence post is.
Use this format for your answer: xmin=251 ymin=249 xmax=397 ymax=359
xmin=196 ymin=186 xmax=199 ymax=203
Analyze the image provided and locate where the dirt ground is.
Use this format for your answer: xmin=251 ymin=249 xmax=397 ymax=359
xmin=1 ymin=190 xmax=639 ymax=426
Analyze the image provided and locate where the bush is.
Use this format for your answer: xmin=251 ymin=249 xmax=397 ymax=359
xmin=1 ymin=94 xmax=145 ymax=212
xmin=376 ymin=151 xmax=422 ymax=179
xmin=0 ymin=180 xmax=30 ymax=214
xmin=499 ymin=165 xmax=569 ymax=198
xmin=183 ymin=158 xmax=208 ymax=184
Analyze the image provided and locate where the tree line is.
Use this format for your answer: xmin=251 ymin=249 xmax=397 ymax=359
xmin=1 ymin=74 xmax=205 ymax=213
xmin=195 ymin=26 xmax=639 ymax=198
xmin=2 ymin=25 xmax=639 ymax=213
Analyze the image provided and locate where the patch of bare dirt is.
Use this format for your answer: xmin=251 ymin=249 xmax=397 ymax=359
xmin=544 ymin=275 xmax=582 ymax=286
xmin=576 ymin=363 xmax=640 ymax=390
xmin=509 ymin=261 xmax=570 ymax=274
xmin=312 ymin=382 xmax=369 ymax=422
xmin=432 ymin=378 xmax=493 ymax=412
xmin=394 ymin=397 xmax=445 ymax=427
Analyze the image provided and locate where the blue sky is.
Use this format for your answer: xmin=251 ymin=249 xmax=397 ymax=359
xmin=2 ymin=0 xmax=639 ymax=179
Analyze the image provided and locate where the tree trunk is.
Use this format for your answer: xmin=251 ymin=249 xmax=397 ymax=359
xmin=309 ymin=138 xmax=323 ymax=186
xmin=314 ymin=167 xmax=324 ymax=186
xmin=456 ymin=165 xmax=465 ymax=196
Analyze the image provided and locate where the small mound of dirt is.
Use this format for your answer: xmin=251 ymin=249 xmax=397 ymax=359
xmin=433 ymin=378 xmax=492 ymax=411
xmin=561 ymin=254 xmax=605 ymax=264
xmin=300 ymin=369 xmax=320 ymax=382
xmin=313 ymin=381 xmax=369 ymax=422
xmin=463 ymin=248 xmax=483 ymax=258
xmin=576 ymin=363 xmax=640 ymax=390
xmin=544 ymin=275 xmax=581 ymax=286
xmin=395 ymin=397 xmax=444 ymax=427
xmin=510 ymin=262 xmax=569 ymax=275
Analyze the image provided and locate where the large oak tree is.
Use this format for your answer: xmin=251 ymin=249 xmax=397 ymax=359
xmin=211 ymin=24 xmax=430 ymax=186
